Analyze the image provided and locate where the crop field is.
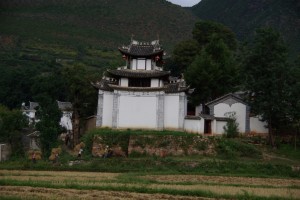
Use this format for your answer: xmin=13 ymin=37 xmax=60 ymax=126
xmin=0 ymin=170 xmax=300 ymax=200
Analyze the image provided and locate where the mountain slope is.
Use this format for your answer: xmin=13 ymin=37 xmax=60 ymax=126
xmin=0 ymin=0 xmax=198 ymax=50
xmin=190 ymin=0 xmax=300 ymax=58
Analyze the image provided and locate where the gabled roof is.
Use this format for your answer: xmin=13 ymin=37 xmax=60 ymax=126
xmin=206 ymin=93 xmax=247 ymax=107
xmin=29 ymin=102 xmax=39 ymax=110
xmin=107 ymin=69 xmax=170 ymax=78
xmin=57 ymin=101 xmax=72 ymax=111
xmin=27 ymin=131 xmax=40 ymax=137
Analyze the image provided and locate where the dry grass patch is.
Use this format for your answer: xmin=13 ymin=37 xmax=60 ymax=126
xmin=0 ymin=186 xmax=215 ymax=200
xmin=0 ymin=170 xmax=119 ymax=181
xmin=1 ymin=170 xmax=300 ymax=199
xmin=144 ymin=174 xmax=300 ymax=187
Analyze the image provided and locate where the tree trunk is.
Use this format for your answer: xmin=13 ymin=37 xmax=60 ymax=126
xmin=72 ymin=110 xmax=80 ymax=146
xmin=295 ymin=123 xmax=299 ymax=151
xmin=268 ymin=120 xmax=275 ymax=148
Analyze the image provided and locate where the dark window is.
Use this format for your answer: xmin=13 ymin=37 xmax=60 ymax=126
xmin=128 ymin=78 xmax=151 ymax=87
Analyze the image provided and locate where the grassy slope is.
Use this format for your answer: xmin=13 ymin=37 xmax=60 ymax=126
xmin=190 ymin=0 xmax=300 ymax=59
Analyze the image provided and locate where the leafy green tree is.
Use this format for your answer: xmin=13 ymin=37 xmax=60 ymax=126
xmin=171 ymin=39 xmax=199 ymax=73
xmin=35 ymin=100 xmax=62 ymax=157
xmin=192 ymin=20 xmax=237 ymax=51
xmin=288 ymin=56 xmax=300 ymax=149
xmin=185 ymin=36 xmax=239 ymax=105
xmin=31 ymin=67 xmax=68 ymax=103
xmin=0 ymin=105 xmax=27 ymax=157
xmin=242 ymin=28 xmax=291 ymax=147
xmin=62 ymin=64 xmax=97 ymax=146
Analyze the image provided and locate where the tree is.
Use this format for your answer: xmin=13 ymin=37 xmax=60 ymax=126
xmin=192 ymin=20 xmax=237 ymax=51
xmin=35 ymin=99 xmax=62 ymax=157
xmin=288 ymin=56 xmax=300 ymax=149
xmin=62 ymin=64 xmax=97 ymax=146
xmin=0 ymin=105 xmax=27 ymax=157
xmin=171 ymin=39 xmax=199 ymax=74
xmin=242 ymin=28 xmax=291 ymax=147
xmin=185 ymin=36 xmax=239 ymax=105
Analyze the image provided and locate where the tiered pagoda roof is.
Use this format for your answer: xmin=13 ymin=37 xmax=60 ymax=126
xmin=92 ymin=38 xmax=192 ymax=94
xmin=119 ymin=40 xmax=163 ymax=57
xmin=92 ymin=79 xmax=191 ymax=94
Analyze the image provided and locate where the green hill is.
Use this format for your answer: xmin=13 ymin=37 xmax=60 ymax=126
xmin=190 ymin=0 xmax=300 ymax=58
xmin=0 ymin=0 xmax=197 ymax=51
xmin=0 ymin=0 xmax=198 ymax=73
xmin=0 ymin=0 xmax=198 ymax=108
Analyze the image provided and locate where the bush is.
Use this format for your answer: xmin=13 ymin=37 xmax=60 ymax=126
xmin=217 ymin=138 xmax=262 ymax=159
xmin=223 ymin=112 xmax=239 ymax=138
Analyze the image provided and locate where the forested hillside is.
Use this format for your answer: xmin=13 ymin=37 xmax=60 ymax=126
xmin=0 ymin=0 xmax=197 ymax=109
xmin=190 ymin=0 xmax=300 ymax=58
xmin=0 ymin=0 xmax=197 ymax=50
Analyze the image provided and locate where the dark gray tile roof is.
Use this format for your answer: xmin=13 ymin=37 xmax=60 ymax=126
xmin=57 ymin=101 xmax=72 ymax=111
xmin=91 ymin=79 xmax=114 ymax=91
xmin=164 ymin=83 xmax=190 ymax=94
xmin=119 ymin=40 xmax=163 ymax=57
xmin=108 ymin=84 xmax=166 ymax=92
xmin=199 ymin=114 xmax=215 ymax=120
xmin=107 ymin=69 xmax=170 ymax=78
xmin=206 ymin=93 xmax=246 ymax=106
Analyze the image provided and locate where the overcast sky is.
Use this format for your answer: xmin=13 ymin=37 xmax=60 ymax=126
xmin=166 ymin=0 xmax=201 ymax=7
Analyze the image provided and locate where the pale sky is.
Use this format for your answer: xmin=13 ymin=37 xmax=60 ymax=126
xmin=166 ymin=0 xmax=201 ymax=7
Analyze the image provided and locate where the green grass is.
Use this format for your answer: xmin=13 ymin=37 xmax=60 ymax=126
xmin=0 ymin=178 xmax=292 ymax=200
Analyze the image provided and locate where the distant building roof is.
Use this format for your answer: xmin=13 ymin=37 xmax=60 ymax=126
xmin=57 ymin=101 xmax=72 ymax=111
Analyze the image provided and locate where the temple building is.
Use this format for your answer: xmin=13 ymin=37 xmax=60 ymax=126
xmin=93 ymin=39 xmax=192 ymax=130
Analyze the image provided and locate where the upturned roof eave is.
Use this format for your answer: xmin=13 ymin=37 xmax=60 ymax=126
xmin=118 ymin=48 xmax=164 ymax=57
xmin=107 ymin=69 xmax=171 ymax=78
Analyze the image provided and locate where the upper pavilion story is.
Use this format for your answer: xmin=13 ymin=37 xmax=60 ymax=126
xmin=119 ymin=39 xmax=163 ymax=71
xmin=93 ymin=39 xmax=191 ymax=94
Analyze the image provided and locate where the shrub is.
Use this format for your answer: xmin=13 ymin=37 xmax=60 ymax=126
xmin=217 ymin=138 xmax=262 ymax=159
xmin=223 ymin=112 xmax=239 ymax=138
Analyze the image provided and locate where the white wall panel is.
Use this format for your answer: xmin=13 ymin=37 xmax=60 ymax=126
xmin=102 ymin=92 xmax=114 ymax=127
xmin=164 ymin=95 xmax=179 ymax=129
xmin=118 ymin=95 xmax=157 ymax=128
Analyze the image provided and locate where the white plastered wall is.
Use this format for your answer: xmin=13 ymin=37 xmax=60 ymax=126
xmin=184 ymin=119 xmax=204 ymax=133
xmin=118 ymin=94 xmax=157 ymax=129
xmin=151 ymin=79 xmax=159 ymax=87
xmin=215 ymin=121 xmax=227 ymax=135
xmin=250 ymin=116 xmax=268 ymax=134
xmin=146 ymin=59 xmax=152 ymax=70
xmin=60 ymin=111 xmax=73 ymax=131
xmin=102 ymin=92 xmax=114 ymax=127
xmin=131 ymin=59 xmax=137 ymax=70
xmin=164 ymin=94 xmax=180 ymax=129
xmin=213 ymin=103 xmax=247 ymax=133
xmin=120 ymin=78 xmax=128 ymax=87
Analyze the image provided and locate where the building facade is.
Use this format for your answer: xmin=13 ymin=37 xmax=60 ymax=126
xmin=93 ymin=39 xmax=191 ymax=130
